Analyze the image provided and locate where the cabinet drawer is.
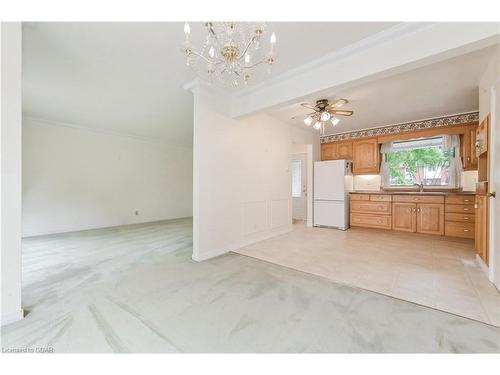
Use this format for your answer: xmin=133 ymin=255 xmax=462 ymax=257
xmin=351 ymin=201 xmax=391 ymax=214
xmin=445 ymin=212 xmax=475 ymax=223
xmin=445 ymin=204 xmax=475 ymax=214
xmin=350 ymin=194 xmax=370 ymax=201
xmin=351 ymin=214 xmax=392 ymax=230
xmin=370 ymin=194 xmax=392 ymax=202
xmin=445 ymin=222 xmax=475 ymax=239
xmin=445 ymin=195 xmax=475 ymax=204
xmin=393 ymin=195 xmax=444 ymax=204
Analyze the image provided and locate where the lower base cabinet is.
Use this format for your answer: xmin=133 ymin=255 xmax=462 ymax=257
xmin=392 ymin=203 xmax=416 ymax=232
xmin=416 ymin=203 xmax=445 ymax=235
xmin=392 ymin=202 xmax=444 ymax=235
xmin=350 ymin=213 xmax=392 ymax=229
xmin=351 ymin=193 xmax=473 ymax=239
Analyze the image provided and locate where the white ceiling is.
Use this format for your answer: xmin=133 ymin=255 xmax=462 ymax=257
xmin=269 ymin=46 xmax=498 ymax=136
xmin=22 ymin=22 xmax=397 ymax=144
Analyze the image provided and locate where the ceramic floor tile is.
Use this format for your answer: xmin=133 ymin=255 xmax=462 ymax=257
xmin=235 ymin=223 xmax=500 ymax=327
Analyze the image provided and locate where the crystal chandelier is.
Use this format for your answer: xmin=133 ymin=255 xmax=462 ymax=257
xmin=182 ymin=22 xmax=277 ymax=87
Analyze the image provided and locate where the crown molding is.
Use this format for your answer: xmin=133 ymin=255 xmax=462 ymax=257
xmin=233 ymin=22 xmax=432 ymax=100
xmin=320 ymin=111 xmax=479 ymax=143
xmin=23 ymin=115 xmax=193 ymax=147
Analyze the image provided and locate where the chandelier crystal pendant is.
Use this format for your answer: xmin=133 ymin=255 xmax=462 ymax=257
xmin=182 ymin=22 xmax=277 ymax=87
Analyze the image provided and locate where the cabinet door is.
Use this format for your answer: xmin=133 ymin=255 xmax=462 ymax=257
xmin=336 ymin=141 xmax=353 ymax=159
xmin=392 ymin=203 xmax=416 ymax=232
xmin=352 ymin=138 xmax=380 ymax=174
xmin=475 ymin=195 xmax=489 ymax=265
xmin=476 ymin=118 xmax=488 ymax=157
xmin=463 ymin=125 xmax=478 ymax=170
xmin=321 ymin=143 xmax=337 ymax=160
xmin=417 ymin=203 xmax=444 ymax=235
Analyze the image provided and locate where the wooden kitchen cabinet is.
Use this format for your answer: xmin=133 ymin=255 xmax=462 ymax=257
xmin=476 ymin=118 xmax=488 ymax=157
xmin=392 ymin=202 xmax=416 ymax=232
xmin=352 ymin=138 xmax=379 ymax=174
xmin=336 ymin=141 xmax=353 ymax=159
xmin=321 ymin=142 xmax=336 ymax=160
xmin=392 ymin=200 xmax=444 ymax=235
xmin=320 ymin=141 xmax=352 ymax=161
xmin=416 ymin=203 xmax=444 ymax=235
xmin=462 ymin=124 xmax=478 ymax=170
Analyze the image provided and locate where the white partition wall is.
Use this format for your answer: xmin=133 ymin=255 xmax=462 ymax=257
xmin=191 ymin=87 xmax=313 ymax=261
xmin=1 ymin=22 xmax=23 ymax=325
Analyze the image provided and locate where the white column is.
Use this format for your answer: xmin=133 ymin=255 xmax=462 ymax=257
xmin=1 ymin=22 xmax=23 ymax=325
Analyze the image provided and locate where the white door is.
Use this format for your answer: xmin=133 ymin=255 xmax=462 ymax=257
xmin=314 ymin=160 xmax=346 ymax=201
xmin=292 ymin=153 xmax=307 ymax=221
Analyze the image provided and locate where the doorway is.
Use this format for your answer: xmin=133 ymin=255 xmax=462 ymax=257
xmin=291 ymin=143 xmax=313 ymax=226
xmin=291 ymin=153 xmax=307 ymax=223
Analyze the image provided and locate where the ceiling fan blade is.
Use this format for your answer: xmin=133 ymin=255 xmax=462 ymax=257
xmin=330 ymin=109 xmax=353 ymax=116
xmin=300 ymin=103 xmax=317 ymax=111
xmin=291 ymin=112 xmax=316 ymax=120
xmin=330 ymin=99 xmax=349 ymax=108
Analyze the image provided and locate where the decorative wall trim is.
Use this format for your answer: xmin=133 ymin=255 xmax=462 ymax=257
xmin=320 ymin=111 xmax=479 ymax=143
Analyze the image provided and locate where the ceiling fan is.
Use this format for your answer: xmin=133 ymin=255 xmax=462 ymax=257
xmin=292 ymin=98 xmax=353 ymax=133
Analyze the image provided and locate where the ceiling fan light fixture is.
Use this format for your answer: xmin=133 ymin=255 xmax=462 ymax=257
xmin=331 ymin=116 xmax=340 ymax=126
xmin=304 ymin=116 xmax=313 ymax=126
xmin=320 ymin=111 xmax=331 ymax=122
xmin=313 ymin=121 xmax=321 ymax=130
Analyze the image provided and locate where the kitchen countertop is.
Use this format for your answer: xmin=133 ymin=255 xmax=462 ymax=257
xmin=350 ymin=191 xmax=476 ymax=196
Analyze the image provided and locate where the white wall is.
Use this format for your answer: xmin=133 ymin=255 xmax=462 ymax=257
xmin=192 ymin=88 xmax=312 ymax=261
xmin=22 ymin=118 xmax=193 ymax=237
xmin=1 ymin=22 xmax=24 ymax=325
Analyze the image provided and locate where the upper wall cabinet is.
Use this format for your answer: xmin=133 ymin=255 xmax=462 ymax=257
xmin=462 ymin=124 xmax=478 ymax=170
xmin=476 ymin=118 xmax=488 ymax=157
xmin=320 ymin=141 xmax=353 ymax=161
xmin=352 ymin=138 xmax=380 ymax=174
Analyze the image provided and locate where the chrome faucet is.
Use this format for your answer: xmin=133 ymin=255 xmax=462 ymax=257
xmin=414 ymin=182 xmax=424 ymax=192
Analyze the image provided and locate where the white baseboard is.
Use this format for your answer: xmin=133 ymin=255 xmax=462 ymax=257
xmin=192 ymin=226 xmax=292 ymax=262
xmin=1 ymin=309 xmax=24 ymax=326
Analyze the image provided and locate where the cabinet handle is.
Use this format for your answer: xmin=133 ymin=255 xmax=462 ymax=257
xmin=463 ymin=229 xmax=470 ymax=232
xmin=412 ymin=208 xmax=416 ymax=213
xmin=463 ymin=199 xmax=470 ymax=202
xmin=417 ymin=208 xmax=420 ymax=213
xmin=463 ymin=208 xmax=470 ymax=211
xmin=463 ymin=217 xmax=469 ymax=220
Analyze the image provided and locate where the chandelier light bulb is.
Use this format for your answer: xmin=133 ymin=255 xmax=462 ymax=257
xmin=184 ymin=22 xmax=191 ymax=35
xmin=208 ymin=46 xmax=215 ymax=58
xmin=245 ymin=54 xmax=251 ymax=64
xmin=331 ymin=116 xmax=340 ymax=126
xmin=303 ymin=116 xmax=313 ymax=126
xmin=270 ymin=32 xmax=276 ymax=44
xmin=313 ymin=121 xmax=321 ymax=130
xmin=320 ymin=111 xmax=331 ymax=122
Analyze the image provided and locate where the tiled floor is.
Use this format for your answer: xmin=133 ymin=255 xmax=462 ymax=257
xmin=235 ymin=224 xmax=500 ymax=327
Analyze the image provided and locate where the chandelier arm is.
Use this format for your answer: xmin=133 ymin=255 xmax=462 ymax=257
xmin=187 ymin=49 xmax=223 ymax=65
xmin=237 ymin=35 xmax=258 ymax=61
xmin=244 ymin=59 xmax=268 ymax=69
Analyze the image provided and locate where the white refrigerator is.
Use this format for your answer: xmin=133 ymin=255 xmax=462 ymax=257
xmin=313 ymin=160 xmax=353 ymax=230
